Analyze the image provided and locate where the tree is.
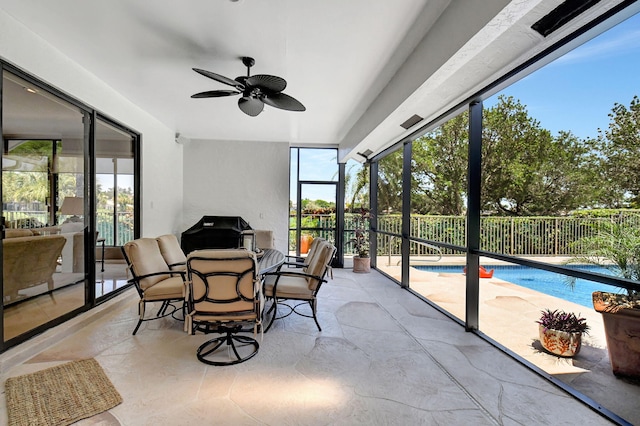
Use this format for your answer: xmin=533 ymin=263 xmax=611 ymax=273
xmin=481 ymin=96 xmax=592 ymax=215
xmin=412 ymin=113 xmax=468 ymax=215
xmin=594 ymin=95 xmax=640 ymax=207
xmin=345 ymin=162 xmax=369 ymax=212
xmin=408 ymin=96 xmax=594 ymax=216
xmin=377 ymin=149 xmax=404 ymax=213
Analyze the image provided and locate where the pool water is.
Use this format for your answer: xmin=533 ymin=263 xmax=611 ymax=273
xmin=414 ymin=264 xmax=618 ymax=308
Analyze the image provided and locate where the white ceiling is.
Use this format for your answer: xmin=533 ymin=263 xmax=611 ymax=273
xmin=0 ymin=0 xmax=634 ymax=161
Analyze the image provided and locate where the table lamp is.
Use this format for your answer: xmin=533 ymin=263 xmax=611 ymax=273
xmin=60 ymin=196 xmax=84 ymax=223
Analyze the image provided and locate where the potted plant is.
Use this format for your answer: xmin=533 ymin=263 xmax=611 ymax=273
xmin=300 ymin=234 xmax=314 ymax=254
xmin=350 ymin=208 xmax=371 ymax=273
xmin=536 ymin=309 xmax=589 ymax=357
xmin=567 ymin=219 xmax=640 ymax=377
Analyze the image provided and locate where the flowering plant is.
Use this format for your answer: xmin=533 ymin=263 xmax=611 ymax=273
xmin=536 ymin=309 xmax=589 ymax=334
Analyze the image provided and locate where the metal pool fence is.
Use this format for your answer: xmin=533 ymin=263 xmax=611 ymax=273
xmin=293 ymin=212 xmax=640 ymax=257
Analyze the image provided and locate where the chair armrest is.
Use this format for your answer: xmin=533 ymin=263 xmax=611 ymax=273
xmin=263 ymin=270 xmax=326 ymax=283
xmin=278 ymin=260 xmax=306 ymax=269
xmin=136 ymin=270 xmax=186 ymax=281
xmin=284 ymin=254 xmax=306 ymax=262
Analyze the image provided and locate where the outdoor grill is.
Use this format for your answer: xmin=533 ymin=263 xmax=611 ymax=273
xmin=181 ymin=216 xmax=252 ymax=254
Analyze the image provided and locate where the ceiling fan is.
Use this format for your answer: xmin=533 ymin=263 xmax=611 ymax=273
xmin=191 ymin=56 xmax=306 ymax=117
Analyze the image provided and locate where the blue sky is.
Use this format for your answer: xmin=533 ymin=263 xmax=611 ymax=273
xmin=487 ymin=12 xmax=640 ymax=140
xmin=297 ymin=11 xmax=640 ymax=203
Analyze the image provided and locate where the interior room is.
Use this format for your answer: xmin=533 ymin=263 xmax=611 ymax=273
xmin=1 ymin=1 xmax=639 ymax=425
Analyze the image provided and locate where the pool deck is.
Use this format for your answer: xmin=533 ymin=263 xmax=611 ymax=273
xmin=371 ymin=255 xmax=640 ymax=424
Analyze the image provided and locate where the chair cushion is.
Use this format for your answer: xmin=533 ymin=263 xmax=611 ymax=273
xmin=254 ymin=230 xmax=274 ymax=250
xmin=187 ymin=249 xmax=260 ymax=317
xmin=264 ymin=274 xmax=314 ymax=299
xmin=143 ymin=276 xmax=185 ymax=301
xmin=191 ymin=312 xmax=257 ymax=323
xmin=123 ymin=238 xmax=172 ymax=290
xmin=157 ymin=234 xmax=187 ymax=270
xmin=4 ymin=229 xmax=34 ymax=238
xmin=305 ymin=241 xmax=335 ymax=290
xmin=301 ymin=238 xmax=325 ymax=272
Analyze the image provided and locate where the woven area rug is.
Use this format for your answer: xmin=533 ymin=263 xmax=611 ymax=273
xmin=4 ymin=358 xmax=122 ymax=426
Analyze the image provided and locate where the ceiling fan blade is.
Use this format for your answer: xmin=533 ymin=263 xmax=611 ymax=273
xmin=191 ymin=90 xmax=240 ymax=98
xmin=193 ymin=68 xmax=244 ymax=89
xmin=238 ymin=97 xmax=264 ymax=117
xmin=263 ymin=92 xmax=306 ymax=111
xmin=246 ymin=74 xmax=287 ymax=93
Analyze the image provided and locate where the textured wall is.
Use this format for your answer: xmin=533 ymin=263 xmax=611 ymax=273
xmin=0 ymin=9 xmax=184 ymax=238
xmin=182 ymin=139 xmax=290 ymax=253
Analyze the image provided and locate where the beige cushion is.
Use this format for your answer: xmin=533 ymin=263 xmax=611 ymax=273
xmin=143 ymin=276 xmax=185 ymax=300
xmin=187 ymin=249 xmax=259 ymax=315
xmin=303 ymin=238 xmax=325 ymax=266
xmin=254 ymin=230 xmax=274 ymax=250
xmin=156 ymin=234 xmax=187 ymax=271
xmin=305 ymin=241 xmax=335 ymax=289
xmin=264 ymin=240 xmax=335 ymax=297
xmin=263 ymin=274 xmax=313 ymax=299
xmin=3 ymin=235 xmax=66 ymax=301
xmin=123 ymin=238 xmax=174 ymax=290
xmin=4 ymin=229 xmax=34 ymax=238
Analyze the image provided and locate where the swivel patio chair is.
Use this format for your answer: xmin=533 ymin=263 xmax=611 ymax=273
xmin=263 ymin=239 xmax=336 ymax=332
xmin=122 ymin=238 xmax=187 ymax=335
xmin=157 ymin=234 xmax=187 ymax=271
xmin=185 ymin=248 xmax=262 ymax=366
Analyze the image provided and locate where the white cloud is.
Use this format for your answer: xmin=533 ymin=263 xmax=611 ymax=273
xmin=552 ymin=27 xmax=640 ymax=67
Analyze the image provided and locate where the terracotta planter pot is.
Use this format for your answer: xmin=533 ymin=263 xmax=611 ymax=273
xmin=593 ymin=291 xmax=640 ymax=378
xmin=538 ymin=324 xmax=582 ymax=357
xmin=299 ymin=235 xmax=313 ymax=254
xmin=353 ymin=256 xmax=370 ymax=273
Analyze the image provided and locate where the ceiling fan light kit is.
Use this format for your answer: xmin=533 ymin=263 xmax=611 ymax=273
xmin=192 ymin=56 xmax=306 ymax=117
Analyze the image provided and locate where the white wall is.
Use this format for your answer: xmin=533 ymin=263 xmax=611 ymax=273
xmin=0 ymin=9 xmax=184 ymax=237
xmin=183 ymin=139 xmax=290 ymax=253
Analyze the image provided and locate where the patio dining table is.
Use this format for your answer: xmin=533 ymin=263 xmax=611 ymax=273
xmin=257 ymin=248 xmax=285 ymax=275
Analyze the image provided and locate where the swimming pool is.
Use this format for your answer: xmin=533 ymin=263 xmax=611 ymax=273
xmin=413 ymin=264 xmax=618 ymax=308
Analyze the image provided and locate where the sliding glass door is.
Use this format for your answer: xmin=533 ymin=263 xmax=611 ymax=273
xmin=1 ymin=67 xmax=140 ymax=350
xmin=95 ymin=118 xmax=136 ymax=298
xmin=2 ymin=70 xmax=88 ymax=342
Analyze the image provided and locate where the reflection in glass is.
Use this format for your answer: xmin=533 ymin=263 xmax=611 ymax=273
xmin=95 ymin=119 xmax=135 ymax=298
xmin=2 ymin=71 xmax=86 ymax=341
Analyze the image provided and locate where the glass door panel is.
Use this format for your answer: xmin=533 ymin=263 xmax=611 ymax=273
xmin=297 ymin=183 xmax=337 ymax=255
xmin=2 ymin=70 xmax=87 ymax=342
xmin=289 ymin=147 xmax=339 ymax=259
xmin=95 ymin=118 xmax=135 ymax=298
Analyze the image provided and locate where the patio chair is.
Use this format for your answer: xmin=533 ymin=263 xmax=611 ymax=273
xmin=122 ymin=238 xmax=187 ymax=335
xmin=157 ymin=234 xmax=187 ymax=271
xmin=263 ymin=239 xmax=336 ymax=332
xmin=254 ymin=229 xmax=275 ymax=250
xmin=281 ymin=237 xmax=325 ymax=270
xmin=185 ymin=248 xmax=262 ymax=366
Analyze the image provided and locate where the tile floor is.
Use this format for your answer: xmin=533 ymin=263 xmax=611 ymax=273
xmin=0 ymin=268 xmax=624 ymax=425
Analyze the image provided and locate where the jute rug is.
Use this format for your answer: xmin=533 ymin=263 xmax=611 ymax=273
xmin=4 ymin=358 xmax=122 ymax=426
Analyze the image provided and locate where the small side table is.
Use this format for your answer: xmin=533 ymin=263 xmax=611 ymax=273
xmin=97 ymin=237 xmax=105 ymax=272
